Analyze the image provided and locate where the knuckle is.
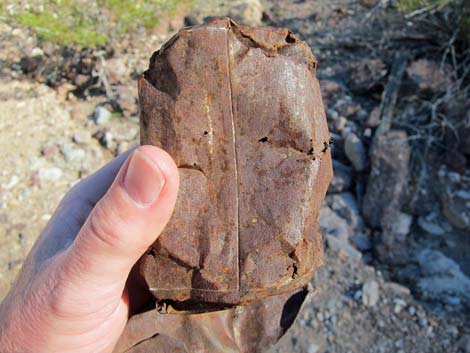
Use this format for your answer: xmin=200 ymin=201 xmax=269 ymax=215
xmin=86 ymin=201 xmax=126 ymax=249
xmin=26 ymin=261 xmax=76 ymax=320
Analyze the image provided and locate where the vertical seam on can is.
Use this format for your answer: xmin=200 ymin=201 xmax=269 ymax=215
xmin=224 ymin=21 xmax=240 ymax=292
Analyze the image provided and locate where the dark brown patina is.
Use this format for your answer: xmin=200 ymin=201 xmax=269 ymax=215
xmin=138 ymin=17 xmax=332 ymax=310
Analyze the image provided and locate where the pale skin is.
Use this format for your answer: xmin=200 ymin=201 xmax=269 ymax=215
xmin=0 ymin=146 xmax=180 ymax=352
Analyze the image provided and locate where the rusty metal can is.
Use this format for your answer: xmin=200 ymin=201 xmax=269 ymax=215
xmin=138 ymin=17 xmax=332 ymax=311
xmin=117 ymin=17 xmax=332 ymax=353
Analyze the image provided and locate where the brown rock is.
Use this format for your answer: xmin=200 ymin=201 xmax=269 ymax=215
xmin=405 ymin=59 xmax=451 ymax=96
xmin=228 ymin=0 xmax=264 ymax=27
xmin=362 ymin=130 xmax=411 ymax=264
xmin=365 ymin=106 xmax=381 ymax=128
xmin=320 ymin=80 xmax=342 ymax=101
xmin=359 ymin=0 xmax=378 ymax=8
xmin=363 ymin=130 xmax=410 ymax=227
xmin=348 ymin=59 xmax=387 ymax=93
xmin=336 ymin=101 xmax=361 ymax=118
xmin=114 ymin=85 xmax=137 ymax=117
xmin=139 ymin=18 xmax=332 ymax=309
xmin=103 ymin=57 xmax=128 ymax=85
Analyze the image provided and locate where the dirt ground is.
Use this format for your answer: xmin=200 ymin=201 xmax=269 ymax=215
xmin=0 ymin=0 xmax=469 ymax=352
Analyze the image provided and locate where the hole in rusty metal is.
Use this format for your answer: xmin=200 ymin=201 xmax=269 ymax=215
xmin=285 ymin=32 xmax=296 ymax=44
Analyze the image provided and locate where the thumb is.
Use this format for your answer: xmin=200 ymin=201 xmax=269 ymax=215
xmin=63 ymin=145 xmax=179 ymax=288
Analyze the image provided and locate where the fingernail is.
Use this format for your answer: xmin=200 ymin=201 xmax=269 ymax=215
xmin=123 ymin=150 xmax=165 ymax=206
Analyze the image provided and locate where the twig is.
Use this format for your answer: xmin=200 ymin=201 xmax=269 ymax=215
xmin=96 ymin=53 xmax=115 ymax=100
xmin=404 ymin=0 xmax=451 ymax=19
xmin=375 ymin=51 xmax=411 ymax=137
xmin=362 ymin=0 xmax=391 ymax=24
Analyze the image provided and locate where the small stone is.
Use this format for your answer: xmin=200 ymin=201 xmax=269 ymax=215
xmin=328 ymin=192 xmax=364 ymax=231
xmin=447 ymin=326 xmax=459 ymax=338
xmin=103 ymin=57 xmax=128 ymax=85
xmin=335 ymin=116 xmax=347 ymax=131
xmin=121 ymin=127 xmax=139 ymax=141
xmin=319 ymin=206 xmax=350 ymax=243
xmin=357 ymin=109 xmax=368 ymax=121
xmin=337 ymin=242 xmax=362 ymax=263
xmin=354 ymin=290 xmax=362 ymax=301
xmin=407 ymin=306 xmax=416 ymax=316
xmin=94 ymin=106 xmax=112 ymax=125
xmin=41 ymin=142 xmax=58 ymax=158
xmin=350 ymin=235 xmax=371 ymax=251
xmin=359 ymin=0 xmax=378 ymax=8
xmin=307 ymin=343 xmax=320 ymax=353
xmin=391 ymin=212 xmax=413 ymax=236
xmin=117 ymin=141 xmax=131 ymax=155
xmin=458 ymin=335 xmax=470 ymax=353
xmin=418 ymin=249 xmax=463 ymax=277
xmin=321 ymin=80 xmax=342 ymax=100
xmin=94 ymin=130 xmax=116 ymax=150
xmin=444 ymin=296 xmax=461 ymax=306
xmin=37 ymin=167 xmax=63 ymax=184
xmin=418 ymin=213 xmax=446 ymax=235
xmin=61 ymin=143 xmax=86 ymax=163
xmin=348 ymin=59 xmax=387 ymax=93
xmin=325 ymin=234 xmax=362 ymax=263
xmin=393 ymin=298 xmax=406 ymax=314
xmin=73 ymin=131 xmax=92 ymax=145
xmin=102 ymin=131 xmax=114 ymax=149
xmin=327 ymin=109 xmax=339 ymax=120
xmin=73 ymin=74 xmax=89 ymax=87
xmin=31 ymin=47 xmax=44 ymax=57
xmin=326 ymin=298 xmax=337 ymax=311
xmin=447 ymin=171 xmax=461 ymax=183
xmin=344 ymin=133 xmax=367 ymax=171
xmin=328 ymin=160 xmax=352 ymax=193
xmin=228 ymin=0 xmax=264 ymax=27
xmin=406 ymin=59 xmax=451 ymax=96
xmin=362 ymin=280 xmax=380 ymax=307
xmin=115 ymin=85 xmax=137 ymax=117
xmin=4 ymin=175 xmax=19 ymax=190
xmin=19 ymin=189 xmax=31 ymax=199
xmin=336 ymin=101 xmax=361 ymax=118
xmin=365 ymin=106 xmax=381 ymax=128
xmin=419 ymin=317 xmax=428 ymax=327
xmin=455 ymin=189 xmax=470 ymax=199
xmin=70 ymin=104 xmax=90 ymax=120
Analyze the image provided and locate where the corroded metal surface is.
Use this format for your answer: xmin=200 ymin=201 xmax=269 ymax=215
xmin=114 ymin=286 xmax=311 ymax=353
xmin=139 ymin=17 xmax=332 ymax=308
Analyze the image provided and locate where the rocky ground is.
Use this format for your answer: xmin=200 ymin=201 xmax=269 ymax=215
xmin=0 ymin=0 xmax=469 ymax=352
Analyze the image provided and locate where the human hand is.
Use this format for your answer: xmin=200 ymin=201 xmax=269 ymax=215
xmin=0 ymin=146 xmax=179 ymax=353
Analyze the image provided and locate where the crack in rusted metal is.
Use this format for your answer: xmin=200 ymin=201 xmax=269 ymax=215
xmin=178 ymin=164 xmax=207 ymax=178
